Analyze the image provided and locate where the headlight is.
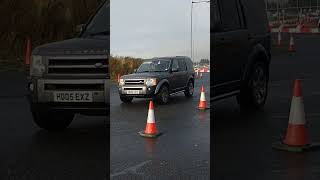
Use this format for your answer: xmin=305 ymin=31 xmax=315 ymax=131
xmin=145 ymin=78 xmax=157 ymax=86
xmin=30 ymin=55 xmax=46 ymax=77
xmin=119 ymin=78 xmax=125 ymax=86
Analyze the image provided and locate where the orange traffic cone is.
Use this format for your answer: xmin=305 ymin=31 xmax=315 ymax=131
xmin=25 ymin=38 xmax=32 ymax=65
xmin=277 ymin=31 xmax=282 ymax=46
xmin=117 ymin=74 xmax=120 ymax=83
xmin=139 ymin=101 xmax=162 ymax=138
xmin=273 ymin=79 xmax=319 ymax=152
xmin=288 ymin=34 xmax=296 ymax=52
xmin=198 ymin=86 xmax=208 ymax=110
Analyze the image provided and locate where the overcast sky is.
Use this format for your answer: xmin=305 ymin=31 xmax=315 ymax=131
xmin=110 ymin=0 xmax=210 ymax=62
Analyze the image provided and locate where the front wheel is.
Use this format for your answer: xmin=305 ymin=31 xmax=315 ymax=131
xmin=184 ymin=80 xmax=194 ymax=97
xmin=156 ymin=85 xmax=169 ymax=105
xmin=237 ymin=61 xmax=269 ymax=111
xmin=32 ymin=110 xmax=74 ymax=131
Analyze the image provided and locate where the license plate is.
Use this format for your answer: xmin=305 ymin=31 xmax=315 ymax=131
xmin=126 ymin=90 xmax=140 ymax=94
xmin=53 ymin=91 xmax=93 ymax=102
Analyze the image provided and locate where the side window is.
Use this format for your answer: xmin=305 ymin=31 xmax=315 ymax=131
xmin=219 ymin=0 xmax=241 ymax=31
xmin=178 ymin=59 xmax=187 ymax=71
xmin=185 ymin=59 xmax=192 ymax=71
xmin=172 ymin=59 xmax=180 ymax=71
xmin=211 ymin=0 xmax=222 ymax=32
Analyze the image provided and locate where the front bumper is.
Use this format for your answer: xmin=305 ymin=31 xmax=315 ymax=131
xmin=27 ymin=78 xmax=109 ymax=115
xmin=118 ymin=85 xmax=156 ymax=98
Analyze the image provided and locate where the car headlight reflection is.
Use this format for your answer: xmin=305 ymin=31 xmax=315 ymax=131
xmin=119 ymin=78 xmax=125 ymax=86
xmin=145 ymin=78 xmax=157 ymax=86
xmin=30 ymin=55 xmax=46 ymax=77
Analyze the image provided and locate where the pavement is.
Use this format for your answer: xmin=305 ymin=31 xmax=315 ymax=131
xmin=213 ymin=34 xmax=320 ymax=180
xmin=0 ymin=72 xmax=108 ymax=180
xmin=110 ymin=73 xmax=210 ymax=179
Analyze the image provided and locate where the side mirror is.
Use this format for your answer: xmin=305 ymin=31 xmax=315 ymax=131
xmin=76 ymin=24 xmax=85 ymax=33
xmin=133 ymin=69 xmax=137 ymax=73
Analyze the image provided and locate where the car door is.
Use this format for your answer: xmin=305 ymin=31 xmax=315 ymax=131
xmin=211 ymin=0 xmax=249 ymax=97
xmin=169 ymin=58 xmax=182 ymax=91
xmin=177 ymin=58 xmax=188 ymax=88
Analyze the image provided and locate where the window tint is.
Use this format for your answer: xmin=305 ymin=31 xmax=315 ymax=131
xmin=82 ymin=2 xmax=109 ymax=38
xmin=172 ymin=59 xmax=179 ymax=71
xmin=219 ymin=0 xmax=241 ymax=31
xmin=178 ymin=59 xmax=187 ymax=71
xmin=211 ymin=0 xmax=222 ymax=32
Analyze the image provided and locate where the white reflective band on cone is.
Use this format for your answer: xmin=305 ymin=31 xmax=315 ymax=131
xmin=288 ymin=97 xmax=306 ymax=125
xmin=147 ymin=109 xmax=155 ymax=123
xmin=200 ymin=92 xmax=206 ymax=101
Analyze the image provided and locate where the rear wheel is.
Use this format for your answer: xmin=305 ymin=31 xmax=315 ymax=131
xmin=156 ymin=85 xmax=169 ymax=104
xmin=120 ymin=96 xmax=133 ymax=103
xmin=184 ymin=80 xmax=194 ymax=97
xmin=237 ymin=61 xmax=268 ymax=111
xmin=32 ymin=110 xmax=74 ymax=131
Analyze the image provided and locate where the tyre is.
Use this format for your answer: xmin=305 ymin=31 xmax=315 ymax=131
xmin=184 ymin=80 xmax=194 ymax=97
xmin=32 ymin=110 xmax=74 ymax=131
xmin=156 ymin=85 xmax=169 ymax=104
xmin=237 ymin=61 xmax=269 ymax=111
xmin=120 ymin=95 xmax=133 ymax=103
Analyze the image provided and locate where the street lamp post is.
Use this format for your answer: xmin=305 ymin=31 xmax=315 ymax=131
xmin=191 ymin=0 xmax=210 ymax=62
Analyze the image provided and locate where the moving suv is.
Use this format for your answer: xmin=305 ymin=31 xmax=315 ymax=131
xmin=27 ymin=1 xmax=109 ymax=130
xmin=211 ymin=0 xmax=271 ymax=110
xmin=118 ymin=56 xmax=195 ymax=104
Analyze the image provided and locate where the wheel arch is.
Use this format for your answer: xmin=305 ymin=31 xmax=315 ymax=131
xmin=155 ymin=79 xmax=170 ymax=94
xmin=242 ymin=44 xmax=270 ymax=82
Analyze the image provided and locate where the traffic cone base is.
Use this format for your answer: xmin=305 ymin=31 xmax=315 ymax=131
xmin=139 ymin=131 xmax=162 ymax=138
xmin=272 ymin=141 xmax=316 ymax=153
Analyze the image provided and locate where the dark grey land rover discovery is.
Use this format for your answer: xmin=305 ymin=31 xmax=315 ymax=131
xmin=212 ymin=0 xmax=271 ymax=111
xmin=118 ymin=56 xmax=195 ymax=104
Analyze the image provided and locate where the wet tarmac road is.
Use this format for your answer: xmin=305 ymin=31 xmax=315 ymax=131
xmin=213 ymin=34 xmax=320 ymax=180
xmin=110 ymin=74 xmax=210 ymax=179
xmin=0 ymin=72 xmax=108 ymax=180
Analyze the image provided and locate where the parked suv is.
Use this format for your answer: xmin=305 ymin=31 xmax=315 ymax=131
xmin=27 ymin=1 xmax=109 ymax=130
xmin=211 ymin=0 xmax=271 ymax=110
xmin=118 ymin=56 xmax=195 ymax=104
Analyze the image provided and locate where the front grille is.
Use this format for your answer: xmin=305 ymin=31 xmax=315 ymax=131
xmin=47 ymin=57 xmax=108 ymax=76
xmin=124 ymin=87 xmax=143 ymax=90
xmin=45 ymin=84 xmax=104 ymax=91
xmin=124 ymin=79 xmax=145 ymax=85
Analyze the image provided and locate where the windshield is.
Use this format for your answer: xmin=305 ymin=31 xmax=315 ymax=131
xmin=82 ymin=1 xmax=109 ymax=38
xmin=137 ymin=59 xmax=171 ymax=73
